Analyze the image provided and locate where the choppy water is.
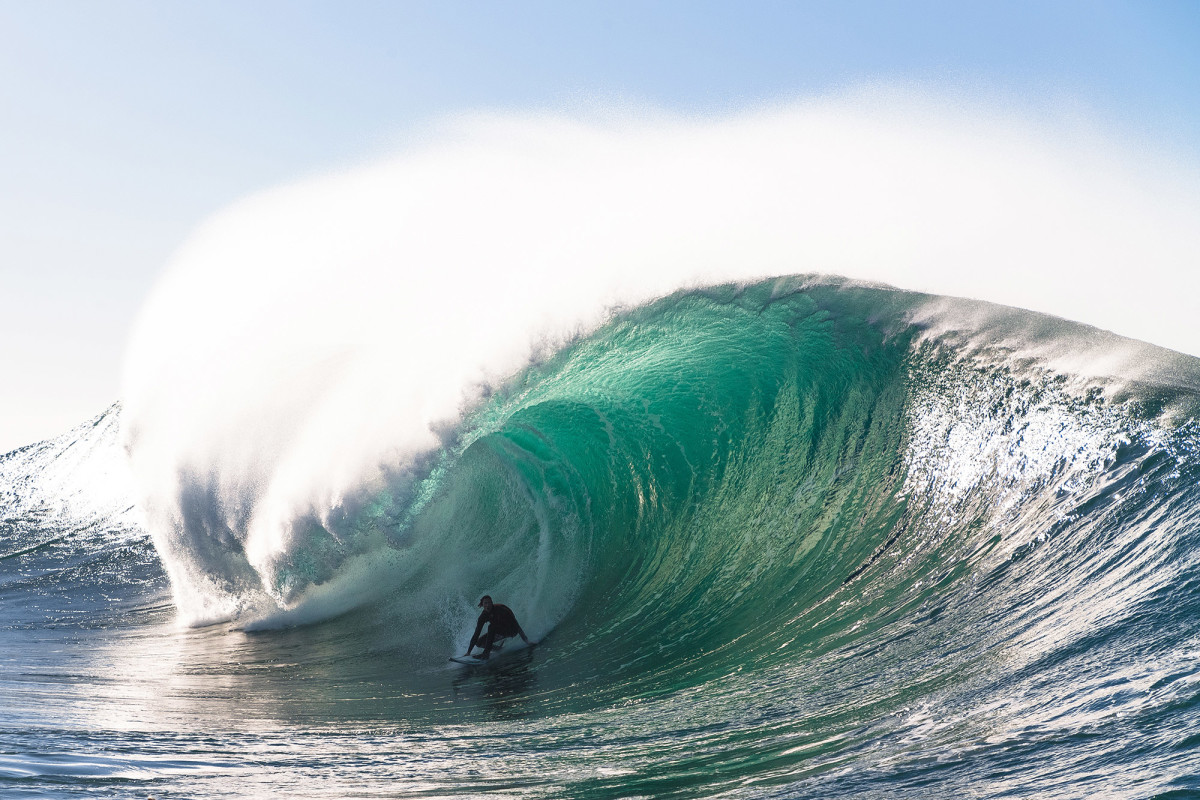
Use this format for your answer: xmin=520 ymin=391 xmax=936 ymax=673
xmin=3 ymin=279 xmax=1199 ymax=798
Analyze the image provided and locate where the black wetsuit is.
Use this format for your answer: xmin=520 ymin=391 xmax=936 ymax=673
xmin=468 ymin=604 xmax=521 ymax=656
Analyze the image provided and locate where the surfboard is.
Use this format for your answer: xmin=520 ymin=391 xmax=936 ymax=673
xmin=449 ymin=654 xmax=488 ymax=665
xmin=449 ymin=638 xmax=507 ymax=665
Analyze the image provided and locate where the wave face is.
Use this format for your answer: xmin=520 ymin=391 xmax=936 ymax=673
xmin=6 ymin=280 xmax=1200 ymax=798
xmin=454 ymin=282 xmax=916 ymax=692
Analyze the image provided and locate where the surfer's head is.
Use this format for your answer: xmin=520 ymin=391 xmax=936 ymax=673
xmin=478 ymin=595 xmax=493 ymax=611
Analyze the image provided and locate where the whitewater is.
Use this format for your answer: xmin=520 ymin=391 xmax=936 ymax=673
xmin=3 ymin=98 xmax=1200 ymax=798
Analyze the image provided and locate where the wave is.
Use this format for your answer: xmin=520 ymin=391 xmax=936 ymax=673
xmin=0 ymin=405 xmax=134 ymax=526
xmin=112 ymin=276 xmax=1200 ymax=697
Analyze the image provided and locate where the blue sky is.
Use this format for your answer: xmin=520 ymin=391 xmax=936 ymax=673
xmin=2 ymin=0 xmax=1199 ymax=451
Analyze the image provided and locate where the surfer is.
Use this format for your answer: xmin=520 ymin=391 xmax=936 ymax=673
xmin=464 ymin=595 xmax=529 ymax=660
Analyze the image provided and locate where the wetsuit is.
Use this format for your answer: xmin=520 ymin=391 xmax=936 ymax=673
xmin=468 ymin=604 xmax=521 ymax=657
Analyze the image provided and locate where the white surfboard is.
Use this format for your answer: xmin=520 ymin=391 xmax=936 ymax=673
xmin=449 ymin=638 xmax=507 ymax=665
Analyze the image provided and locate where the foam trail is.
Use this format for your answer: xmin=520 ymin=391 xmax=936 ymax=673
xmin=121 ymin=91 xmax=1200 ymax=626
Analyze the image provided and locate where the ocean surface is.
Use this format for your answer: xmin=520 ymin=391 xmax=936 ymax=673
xmin=3 ymin=278 xmax=1199 ymax=798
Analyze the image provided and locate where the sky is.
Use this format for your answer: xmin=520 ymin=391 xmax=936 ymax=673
xmin=2 ymin=0 xmax=1199 ymax=453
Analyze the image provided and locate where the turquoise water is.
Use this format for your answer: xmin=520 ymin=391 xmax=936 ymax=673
xmin=3 ymin=278 xmax=1199 ymax=797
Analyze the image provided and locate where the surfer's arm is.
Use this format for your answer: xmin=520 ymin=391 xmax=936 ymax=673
xmin=517 ymin=624 xmax=529 ymax=644
xmin=465 ymin=616 xmax=486 ymax=655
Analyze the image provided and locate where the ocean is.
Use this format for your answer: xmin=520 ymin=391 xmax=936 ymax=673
xmin=2 ymin=277 xmax=1199 ymax=798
